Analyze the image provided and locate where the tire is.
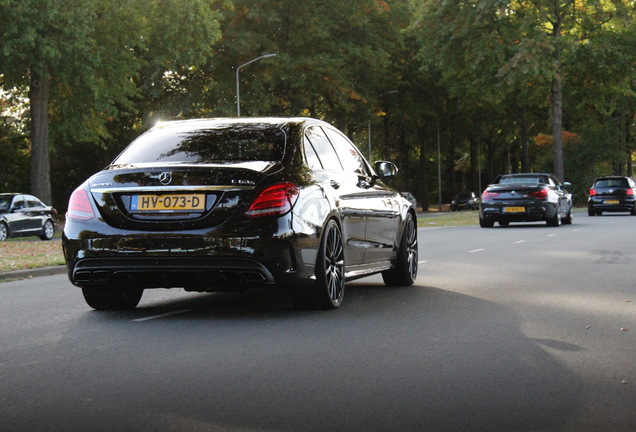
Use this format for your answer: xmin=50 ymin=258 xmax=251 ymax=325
xmin=82 ymin=287 xmax=144 ymax=310
xmin=631 ymin=207 xmax=636 ymax=216
xmin=546 ymin=208 xmax=560 ymax=227
xmin=40 ymin=219 xmax=55 ymax=240
xmin=382 ymin=213 xmax=418 ymax=287
xmin=0 ymin=222 xmax=7 ymax=241
xmin=290 ymin=219 xmax=345 ymax=310
xmin=479 ymin=216 xmax=494 ymax=228
xmin=562 ymin=207 xmax=573 ymax=225
xmin=498 ymin=221 xmax=510 ymax=226
xmin=588 ymin=207 xmax=595 ymax=216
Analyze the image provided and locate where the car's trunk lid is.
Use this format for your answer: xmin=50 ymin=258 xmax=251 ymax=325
xmin=88 ymin=162 xmax=279 ymax=230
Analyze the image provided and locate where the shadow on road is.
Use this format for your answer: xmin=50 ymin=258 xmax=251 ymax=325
xmin=5 ymin=283 xmax=585 ymax=432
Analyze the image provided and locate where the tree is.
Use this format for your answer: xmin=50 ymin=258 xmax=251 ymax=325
xmin=0 ymin=0 xmax=222 ymax=204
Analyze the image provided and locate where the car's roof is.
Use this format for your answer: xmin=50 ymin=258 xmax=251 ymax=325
xmin=0 ymin=193 xmax=20 ymax=198
xmin=595 ymin=176 xmax=631 ymax=180
xmin=501 ymin=173 xmax=552 ymax=177
xmin=150 ymin=117 xmax=325 ymax=132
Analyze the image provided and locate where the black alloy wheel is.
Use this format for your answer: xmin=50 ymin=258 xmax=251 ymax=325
xmin=382 ymin=213 xmax=418 ymax=286
xmin=82 ymin=287 xmax=144 ymax=310
xmin=546 ymin=207 xmax=560 ymax=227
xmin=290 ymin=219 xmax=345 ymax=310
xmin=562 ymin=207 xmax=573 ymax=224
xmin=40 ymin=220 xmax=55 ymax=240
xmin=0 ymin=222 xmax=7 ymax=241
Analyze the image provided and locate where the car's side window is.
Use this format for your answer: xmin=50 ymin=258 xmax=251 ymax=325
xmin=303 ymin=135 xmax=323 ymax=170
xmin=305 ymin=127 xmax=343 ymax=170
xmin=26 ymin=198 xmax=40 ymax=208
xmin=323 ymin=128 xmax=368 ymax=176
xmin=12 ymin=197 xmax=25 ymax=210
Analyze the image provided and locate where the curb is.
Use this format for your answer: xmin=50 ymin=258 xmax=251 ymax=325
xmin=0 ymin=265 xmax=67 ymax=282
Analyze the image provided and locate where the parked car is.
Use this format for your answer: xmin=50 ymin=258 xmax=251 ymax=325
xmin=588 ymin=176 xmax=636 ymax=216
xmin=451 ymin=191 xmax=479 ymax=211
xmin=0 ymin=193 xmax=58 ymax=241
xmin=63 ymin=117 xmax=418 ymax=311
xmin=479 ymin=173 xmax=573 ymax=227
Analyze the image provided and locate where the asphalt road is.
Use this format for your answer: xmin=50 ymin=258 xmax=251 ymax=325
xmin=1 ymin=214 xmax=635 ymax=431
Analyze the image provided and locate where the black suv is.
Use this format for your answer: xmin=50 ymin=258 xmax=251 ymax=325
xmin=588 ymin=176 xmax=636 ymax=216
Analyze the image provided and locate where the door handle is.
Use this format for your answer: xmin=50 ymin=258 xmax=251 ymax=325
xmin=330 ymin=180 xmax=340 ymax=189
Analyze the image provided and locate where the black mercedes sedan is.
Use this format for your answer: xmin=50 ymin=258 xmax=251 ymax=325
xmin=0 ymin=193 xmax=58 ymax=241
xmin=62 ymin=118 xmax=418 ymax=310
xmin=587 ymin=176 xmax=636 ymax=216
xmin=479 ymin=173 xmax=573 ymax=227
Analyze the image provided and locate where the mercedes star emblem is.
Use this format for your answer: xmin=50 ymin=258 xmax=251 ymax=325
xmin=159 ymin=172 xmax=172 ymax=185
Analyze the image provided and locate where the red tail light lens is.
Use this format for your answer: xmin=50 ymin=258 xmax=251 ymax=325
xmin=627 ymin=188 xmax=634 ymax=195
xmin=245 ymin=182 xmax=299 ymax=218
xmin=67 ymin=188 xmax=96 ymax=220
xmin=482 ymin=191 xmax=499 ymax=199
xmin=529 ymin=189 xmax=549 ymax=199
xmin=589 ymin=188 xmax=597 ymax=196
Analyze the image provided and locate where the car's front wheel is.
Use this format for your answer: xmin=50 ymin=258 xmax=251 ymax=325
xmin=40 ymin=219 xmax=55 ymax=240
xmin=382 ymin=213 xmax=418 ymax=287
xmin=562 ymin=207 xmax=573 ymax=224
xmin=290 ymin=219 xmax=345 ymax=310
xmin=0 ymin=222 xmax=8 ymax=241
xmin=82 ymin=287 xmax=144 ymax=310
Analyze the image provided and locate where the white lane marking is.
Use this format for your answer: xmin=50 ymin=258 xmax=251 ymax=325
xmin=573 ymin=229 xmax=580 ymax=232
xmin=468 ymin=249 xmax=485 ymax=253
xmin=514 ymin=240 xmax=526 ymax=244
xmin=133 ymin=309 xmax=195 ymax=322
xmin=547 ymin=234 xmax=557 ymax=237
xmin=418 ymin=261 xmax=428 ymax=264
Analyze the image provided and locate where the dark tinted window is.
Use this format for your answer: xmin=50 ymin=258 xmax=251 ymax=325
xmin=114 ymin=123 xmax=286 ymax=164
xmin=26 ymin=197 xmax=41 ymax=208
xmin=595 ymin=178 xmax=629 ymax=188
xmin=324 ymin=128 xmax=368 ymax=175
xmin=0 ymin=197 xmax=11 ymax=212
xmin=12 ymin=197 xmax=25 ymax=210
xmin=305 ymin=127 xmax=342 ymax=170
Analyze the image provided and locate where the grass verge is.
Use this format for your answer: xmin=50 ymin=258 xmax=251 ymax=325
xmin=0 ymin=240 xmax=65 ymax=272
xmin=417 ymin=211 xmax=479 ymax=228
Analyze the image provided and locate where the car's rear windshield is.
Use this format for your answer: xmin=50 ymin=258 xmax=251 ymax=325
xmin=113 ymin=123 xmax=287 ymax=164
xmin=595 ymin=179 xmax=629 ymax=188
xmin=499 ymin=176 xmax=545 ymax=185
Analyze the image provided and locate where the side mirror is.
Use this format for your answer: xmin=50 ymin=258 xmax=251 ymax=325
xmin=563 ymin=182 xmax=571 ymax=189
xmin=374 ymin=161 xmax=398 ymax=180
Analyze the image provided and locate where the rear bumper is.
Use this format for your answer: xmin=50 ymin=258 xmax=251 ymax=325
xmin=480 ymin=202 xmax=556 ymax=222
xmin=588 ymin=198 xmax=635 ymax=212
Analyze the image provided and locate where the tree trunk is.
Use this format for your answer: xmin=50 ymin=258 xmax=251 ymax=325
xmin=627 ymin=113 xmax=634 ymax=177
xmin=418 ymin=126 xmax=429 ymax=211
xmin=29 ymin=63 xmax=52 ymax=205
xmin=520 ymin=106 xmax=530 ymax=173
xmin=551 ymin=21 xmax=565 ymax=182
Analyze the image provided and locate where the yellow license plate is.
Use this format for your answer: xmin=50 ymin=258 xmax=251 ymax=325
xmin=604 ymin=200 xmax=619 ymax=204
xmin=131 ymin=194 xmax=205 ymax=211
xmin=503 ymin=207 xmax=525 ymax=213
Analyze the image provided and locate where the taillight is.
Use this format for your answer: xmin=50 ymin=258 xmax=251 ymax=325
xmin=529 ymin=189 xmax=549 ymax=199
xmin=589 ymin=188 xmax=597 ymax=196
xmin=67 ymin=188 xmax=96 ymax=220
xmin=627 ymin=188 xmax=634 ymax=195
xmin=482 ymin=191 xmax=499 ymax=199
xmin=245 ymin=182 xmax=299 ymax=217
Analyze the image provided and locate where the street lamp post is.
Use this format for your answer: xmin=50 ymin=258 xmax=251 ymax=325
xmin=368 ymin=90 xmax=398 ymax=162
xmin=236 ymin=53 xmax=277 ymax=117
